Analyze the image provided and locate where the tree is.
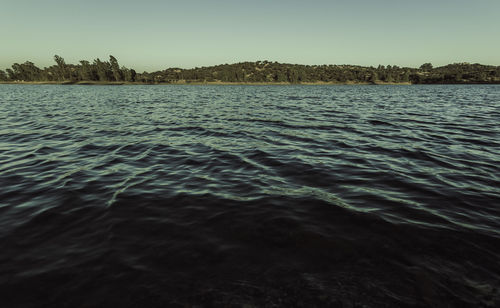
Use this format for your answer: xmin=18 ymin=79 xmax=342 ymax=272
xmin=27 ymin=61 xmax=41 ymax=81
xmin=274 ymin=70 xmax=287 ymax=82
xmin=8 ymin=62 xmax=41 ymax=81
xmin=109 ymin=55 xmax=123 ymax=81
xmin=0 ymin=69 xmax=7 ymax=81
xmin=287 ymin=68 xmax=299 ymax=83
xmin=79 ymin=60 xmax=93 ymax=80
xmin=11 ymin=63 xmax=23 ymax=80
xmin=298 ymin=69 xmax=307 ymax=82
xmin=6 ymin=68 xmax=15 ymax=80
xmin=54 ymin=55 xmax=68 ymax=80
xmin=94 ymin=58 xmax=111 ymax=81
xmin=122 ymin=66 xmax=136 ymax=82
xmin=385 ymin=72 xmax=393 ymax=83
xmin=420 ymin=63 xmax=433 ymax=71
xmin=122 ymin=67 xmax=131 ymax=82
xmin=130 ymin=69 xmax=136 ymax=82
xmin=401 ymin=71 xmax=410 ymax=83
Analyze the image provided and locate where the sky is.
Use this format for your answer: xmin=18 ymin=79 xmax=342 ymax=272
xmin=1 ymin=0 xmax=499 ymax=71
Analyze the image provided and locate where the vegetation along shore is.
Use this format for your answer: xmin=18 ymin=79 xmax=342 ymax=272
xmin=1 ymin=55 xmax=499 ymax=85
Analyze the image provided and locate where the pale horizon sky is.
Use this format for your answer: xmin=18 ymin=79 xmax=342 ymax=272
xmin=1 ymin=0 xmax=499 ymax=71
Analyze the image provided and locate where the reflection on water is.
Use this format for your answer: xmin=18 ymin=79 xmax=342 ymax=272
xmin=0 ymin=84 xmax=499 ymax=307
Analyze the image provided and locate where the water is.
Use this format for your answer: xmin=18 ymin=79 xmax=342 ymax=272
xmin=0 ymin=84 xmax=499 ymax=307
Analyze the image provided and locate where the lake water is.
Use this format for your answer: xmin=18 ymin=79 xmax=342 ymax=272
xmin=0 ymin=84 xmax=499 ymax=307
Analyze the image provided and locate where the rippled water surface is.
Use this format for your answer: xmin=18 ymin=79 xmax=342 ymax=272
xmin=1 ymin=84 xmax=499 ymax=307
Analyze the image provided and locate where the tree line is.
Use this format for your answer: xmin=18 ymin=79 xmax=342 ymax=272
xmin=0 ymin=55 xmax=136 ymax=83
xmin=1 ymin=56 xmax=499 ymax=84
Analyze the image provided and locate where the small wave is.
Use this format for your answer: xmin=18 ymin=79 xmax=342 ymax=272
xmin=0 ymin=84 xmax=499 ymax=307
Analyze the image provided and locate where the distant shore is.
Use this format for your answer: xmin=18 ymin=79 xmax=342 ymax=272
xmin=2 ymin=80 xmax=499 ymax=85
xmin=0 ymin=80 xmax=459 ymax=86
xmin=3 ymin=56 xmax=500 ymax=85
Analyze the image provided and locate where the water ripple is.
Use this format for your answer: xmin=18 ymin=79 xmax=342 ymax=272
xmin=0 ymin=84 xmax=499 ymax=307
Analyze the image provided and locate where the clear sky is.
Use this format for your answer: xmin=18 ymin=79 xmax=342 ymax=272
xmin=1 ymin=0 xmax=499 ymax=71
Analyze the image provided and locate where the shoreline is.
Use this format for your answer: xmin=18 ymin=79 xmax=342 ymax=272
xmin=1 ymin=80 xmax=498 ymax=86
xmin=0 ymin=80 xmax=409 ymax=85
xmin=3 ymin=57 xmax=499 ymax=86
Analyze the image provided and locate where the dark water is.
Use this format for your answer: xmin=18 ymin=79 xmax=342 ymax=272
xmin=0 ymin=84 xmax=499 ymax=307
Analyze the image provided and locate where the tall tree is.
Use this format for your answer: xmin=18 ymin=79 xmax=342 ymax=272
xmin=129 ymin=69 xmax=136 ymax=82
xmin=94 ymin=58 xmax=111 ymax=81
xmin=109 ymin=55 xmax=123 ymax=81
xmin=79 ymin=60 xmax=93 ymax=80
xmin=54 ymin=55 xmax=68 ymax=80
